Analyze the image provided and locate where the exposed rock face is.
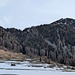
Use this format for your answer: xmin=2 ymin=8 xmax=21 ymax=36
xmin=1 ymin=18 xmax=75 ymax=66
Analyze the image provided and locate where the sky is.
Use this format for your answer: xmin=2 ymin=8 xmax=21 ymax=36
xmin=0 ymin=0 xmax=75 ymax=30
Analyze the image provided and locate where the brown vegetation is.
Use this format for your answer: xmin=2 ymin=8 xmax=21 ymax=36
xmin=0 ymin=49 xmax=25 ymax=60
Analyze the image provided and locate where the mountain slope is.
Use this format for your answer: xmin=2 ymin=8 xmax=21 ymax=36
xmin=1 ymin=18 xmax=75 ymax=66
xmin=0 ymin=27 xmax=22 ymax=52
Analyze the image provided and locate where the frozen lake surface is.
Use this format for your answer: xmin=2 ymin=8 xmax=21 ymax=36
xmin=0 ymin=60 xmax=75 ymax=75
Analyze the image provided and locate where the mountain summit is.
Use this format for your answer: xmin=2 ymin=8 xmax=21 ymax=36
xmin=0 ymin=18 xmax=75 ymax=66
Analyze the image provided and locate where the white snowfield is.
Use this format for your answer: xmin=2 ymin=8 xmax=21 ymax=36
xmin=0 ymin=60 xmax=75 ymax=75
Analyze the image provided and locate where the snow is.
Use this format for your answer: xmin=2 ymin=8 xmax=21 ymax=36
xmin=0 ymin=60 xmax=75 ymax=75
xmin=0 ymin=70 xmax=75 ymax=75
xmin=44 ymin=39 xmax=56 ymax=48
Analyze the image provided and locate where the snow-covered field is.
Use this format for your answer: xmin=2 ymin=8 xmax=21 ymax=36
xmin=0 ymin=60 xmax=75 ymax=75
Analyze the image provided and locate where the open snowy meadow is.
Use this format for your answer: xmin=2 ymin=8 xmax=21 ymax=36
xmin=0 ymin=59 xmax=75 ymax=75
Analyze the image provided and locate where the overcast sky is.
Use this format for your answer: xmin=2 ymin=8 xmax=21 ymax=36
xmin=0 ymin=0 xmax=75 ymax=30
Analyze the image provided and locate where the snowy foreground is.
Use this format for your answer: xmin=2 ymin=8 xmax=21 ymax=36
xmin=0 ymin=59 xmax=75 ymax=75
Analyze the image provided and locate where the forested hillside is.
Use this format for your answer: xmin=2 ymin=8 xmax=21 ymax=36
xmin=0 ymin=18 xmax=75 ymax=66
